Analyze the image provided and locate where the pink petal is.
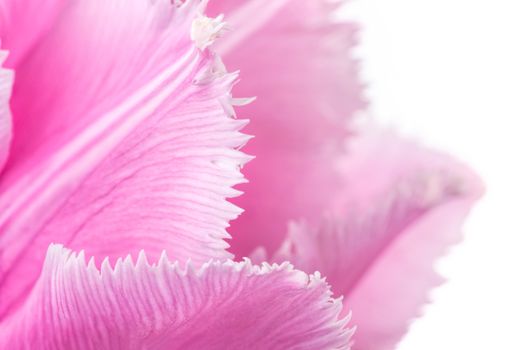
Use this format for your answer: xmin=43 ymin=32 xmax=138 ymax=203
xmin=0 ymin=244 xmax=352 ymax=350
xmin=266 ymin=128 xmax=484 ymax=349
xmin=347 ymin=189 xmax=479 ymax=350
xmin=0 ymin=0 xmax=67 ymax=68
xmin=0 ymin=48 xmax=12 ymax=170
xmin=206 ymin=0 xmax=245 ymax=16
xmin=0 ymin=1 xmax=249 ymax=319
xmin=211 ymin=0 xmax=367 ymax=257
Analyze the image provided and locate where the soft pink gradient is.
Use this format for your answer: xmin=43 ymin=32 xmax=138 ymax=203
xmin=0 ymin=48 xmax=12 ymax=169
xmin=214 ymin=0 xmax=367 ymax=257
xmin=209 ymin=1 xmax=483 ymax=347
xmin=0 ymin=0 xmax=482 ymax=349
xmin=266 ymin=129 xmax=484 ymax=349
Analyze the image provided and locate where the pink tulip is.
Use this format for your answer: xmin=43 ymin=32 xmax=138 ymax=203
xmin=0 ymin=0 xmax=482 ymax=349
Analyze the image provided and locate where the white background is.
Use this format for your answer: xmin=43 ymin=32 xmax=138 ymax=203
xmin=343 ymin=0 xmax=524 ymax=349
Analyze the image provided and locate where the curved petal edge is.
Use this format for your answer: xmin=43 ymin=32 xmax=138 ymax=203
xmin=0 ymin=244 xmax=354 ymax=350
xmin=262 ymin=128 xmax=484 ymax=350
xmin=0 ymin=0 xmax=252 ymax=318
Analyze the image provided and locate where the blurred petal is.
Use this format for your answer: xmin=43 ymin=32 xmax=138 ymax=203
xmin=267 ymin=128 xmax=484 ymax=349
xmin=0 ymin=0 xmax=67 ymax=68
xmin=206 ymin=0 xmax=245 ymax=16
xmin=347 ymin=187 xmax=480 ymax=350
xmin=212 ymin=0 xmax=366 ymax=256
xmin=0 ymin=48 xmax=12 ymax=170
xmin=0 ymin=0 xmax=249 ymax=318
xmin=0 ymin=244 xmax=352 ymax=350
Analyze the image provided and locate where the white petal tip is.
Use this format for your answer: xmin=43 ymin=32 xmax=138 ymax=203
xmin=191 ymin=14 xmax=228 ymax=50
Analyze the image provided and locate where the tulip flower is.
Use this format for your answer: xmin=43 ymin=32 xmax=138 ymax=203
xmin=0 ymin=0 xmax=482 ymax=349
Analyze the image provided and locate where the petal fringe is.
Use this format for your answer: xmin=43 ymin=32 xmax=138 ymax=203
xmin=0 ymin=0 xmax=250 ymax=319
xmin=0 ymin=244 xmax=352 ymax=350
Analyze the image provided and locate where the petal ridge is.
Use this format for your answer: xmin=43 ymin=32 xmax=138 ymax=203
xmin=0 ymin=0 xmax=251 ymax=319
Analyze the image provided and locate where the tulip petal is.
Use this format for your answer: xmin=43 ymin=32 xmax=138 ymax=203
xmin=210 ymin=0 xmax=366 ymax=257
xmin=0 ymin=48 xmax=12 ymax=170
xmin=206 ymin=0 xmax=244 ymax=16
xmin=0 ymin=244 xmax=352 ymax=350
xmin=0 ymin=0 xmax=249 ymax=318
xmin=346 ymin=189 xmax=479 ymax=350
xmin=266 ymin=128 xmax=484 ymax=349
xmin=0 ymin=0 xmax=67 ymax=68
